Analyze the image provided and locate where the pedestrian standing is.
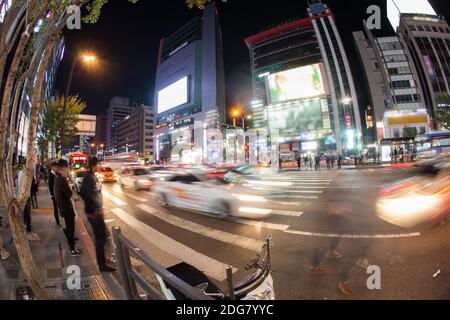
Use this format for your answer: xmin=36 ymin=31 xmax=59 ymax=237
xmin=315 ymin=154 xmax=321 ymax=171
xmin=393 ymin=148 xmax=398 ymax=164
xmin=326 ymin=154 xmax=331 ymax=170
xmin=30 ymin=175 xmax=39 ymax=209
xmin=309 ymin=154 xmax=313 ymax=170
xmin=304 ymin=155 xmax=309 ymax=171
xmin=0 ymin=216 xmax=10 ymax=261
xmin=337 ymin=154 xmax=342 ymax=169
xmin=80 ymin=157 xmax=116 ymax=272
xmin=54 ymin=159 xmax=82 ymax=256
xmin=16 ymin=164 xmax=40 ymax=241
xmin=331 ymin=154 xmax=335 ymax=170
xmin=48 ymin=161 xmax=60 ymax=227
xmin=399 ymin=148 xmax=405 ymax=163
xmin=297 ymin=157 xmax=301 ymax=171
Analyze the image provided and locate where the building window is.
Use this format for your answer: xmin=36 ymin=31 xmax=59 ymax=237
xmin=393 ymin=128 xmax=401 ymax=138
xmin=417 ymin=26 xmax=424 ymax=31
xmin=424 ymin=26 xmax=431 ymax=32
xmin=432 ymin=27 xmax=438 ymax=33
xmin=374 ymin=62 xmax=379 ymax=69
xmin=419 ymin=127 xmax=426 ymax=135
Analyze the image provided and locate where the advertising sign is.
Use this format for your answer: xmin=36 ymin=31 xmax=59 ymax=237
xmin=158 ymin=77 xmax=189 ymax=114
xmin=267 ymin=64 xmax=325 ymax=103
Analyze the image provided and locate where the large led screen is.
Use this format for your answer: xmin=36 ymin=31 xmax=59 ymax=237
xmin=387 ymin=0 xmax=437 ymax=31
xmin=268 ymin=64 xmax=325 ymax=103
xmin=158 ymin=77 xmax=189 ymax=114
xmin=268 ymin=99 xmax=326 ymax=134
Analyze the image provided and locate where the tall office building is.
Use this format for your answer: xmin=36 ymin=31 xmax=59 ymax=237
xmin=245 ymin=0 xmax=362 ymax=157
xmin=398 ymin=14 xmax=450 ymax=118
xmin=94 ymin=114 xmax=107 ymax=146
xmin=153 ymin=1 xmax=226 ymax=164
xmin=116 ymin=105 xmax=154 ymax=160
xmin=106 ymin=97 xmax=136 ymax=154
xmin=353 ymin=23 xmax=430 ymax=142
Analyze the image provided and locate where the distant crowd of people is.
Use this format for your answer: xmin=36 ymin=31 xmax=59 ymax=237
xmin=293 ymin=153 xmax=344 ymax=171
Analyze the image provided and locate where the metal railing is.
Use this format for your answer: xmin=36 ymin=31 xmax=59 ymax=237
xmin=112 ymin=227 xmax=214 ymax=300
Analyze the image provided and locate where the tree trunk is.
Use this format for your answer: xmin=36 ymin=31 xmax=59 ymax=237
xmin=7 ymin=199 xmax=49 ymax=299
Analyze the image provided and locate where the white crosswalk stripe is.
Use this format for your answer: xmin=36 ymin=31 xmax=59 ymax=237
xmin=111 ymin=208 xmax=238 ymax=282
xmin=136 ymin=204 xmax=264 ymax=252
xmin=283 ymin=190 xmax=323 ymax=194
xmin=102 ymin=190 xmax=127 ymax=206
xmin=270 ymin=210 xmax=303 ymax=217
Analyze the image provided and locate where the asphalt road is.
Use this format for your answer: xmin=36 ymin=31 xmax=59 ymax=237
xmin=99 ymin=167 xmax=450 ymax=300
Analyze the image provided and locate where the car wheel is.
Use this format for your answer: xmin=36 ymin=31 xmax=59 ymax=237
xmin=216 ymin=201 xmax=231 ymax=217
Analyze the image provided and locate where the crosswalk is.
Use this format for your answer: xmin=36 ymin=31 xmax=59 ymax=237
xmin=100 ymin=171 xmax=368 ymax=282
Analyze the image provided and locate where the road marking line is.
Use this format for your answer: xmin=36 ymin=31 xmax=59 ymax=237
xmin=268 ymin=195 xmax=319 ymax=200
xmin=283 ymin=190 xmax=323 ymax=194
xmin=286 ymin=186 xmax=328 ymax=189
xmin=111 ymin=208 xmax=237 ymax=281
xmin=284 ymin=229 xmax=422 ymax=239
xmin=268 ymin=200 xmax=312 ymax=207
xmin=102 ymin=191 xmax=127 ymax=206
xmin=136 ymin=204 xmax=264 ymax=252
xmin=230 ymin=218 xmax=290 ymax=231
xmin=123 ymin=192 xmax=149 ymax=203
xmin=270 ymin=210 xmax=303 ymax=217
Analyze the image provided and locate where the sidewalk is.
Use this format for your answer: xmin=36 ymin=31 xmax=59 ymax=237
xmin=0 ymin=183 xmax=122 ymax=300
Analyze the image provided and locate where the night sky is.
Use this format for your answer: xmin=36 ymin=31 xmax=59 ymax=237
xmin=54 ymin=0 xmax=449 ymax=119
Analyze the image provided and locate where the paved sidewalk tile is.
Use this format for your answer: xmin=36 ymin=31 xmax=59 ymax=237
xmin=0 ymin=183 xmax=114 ymax=300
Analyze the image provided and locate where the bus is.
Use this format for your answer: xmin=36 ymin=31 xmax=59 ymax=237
xmin=103 ymin=152 xmax=144 ymax=170
xmin=415 ymin=132 xmax=450 ymax=161
xmin=67 ymin=153 xmax=89 ymax=170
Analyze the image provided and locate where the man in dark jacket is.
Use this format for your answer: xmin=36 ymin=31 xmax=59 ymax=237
xmin=48 ymin=161 xmax=60 ymax=226
xmin=80 ymin=157 xmax=116 ymax=272
xmin=54 ymin=159 xmax=82 ymax=256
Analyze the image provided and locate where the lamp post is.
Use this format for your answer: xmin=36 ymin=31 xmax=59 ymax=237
xmin=232 ymin=110 xmax=240 ymax=164
xmin=60 ymin=52 xmax=97 ymax=157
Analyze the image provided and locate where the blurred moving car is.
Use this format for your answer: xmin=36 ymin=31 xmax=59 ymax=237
xmin=70 ymin=169 xmax=87 ymax=194
xmin=376 ymin=154 xmax=450 ymax=229
xmin=97 ymin=166 xmax=117 ymax=183
xmin=153 ymin=172 xmax=272 ymax=219
xmin=118 ymin=167 xmax=153 ymax=191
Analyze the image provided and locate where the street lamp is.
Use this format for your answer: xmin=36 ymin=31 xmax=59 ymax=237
xmin=60 ymin=51 xmax=98 ymax=156
xmin=231 ymin=110 xmax=241 ymax=164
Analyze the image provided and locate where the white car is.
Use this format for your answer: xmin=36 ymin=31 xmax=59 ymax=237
xmin=153 ymin=172 xmax=273 ymax=219
xmin=118 ymin=167 xmax=154 ymax=191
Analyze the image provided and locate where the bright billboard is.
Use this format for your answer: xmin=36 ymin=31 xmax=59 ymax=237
xmin=267 ymin=64 xmax=325 ymax=103
xmin=387 ymin=0 xmax=437 ymax=31
xmin=158 ymin=77 xmax=189 ymax=114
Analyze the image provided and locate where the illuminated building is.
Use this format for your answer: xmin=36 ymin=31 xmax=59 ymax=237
xmin=116 ymin=105 xmax=154 ymax=160
xmin=353 ymin=23 xmax=430 ymax=142
xmin=245 ymin=1 xmax=363 ymax=158
xmin=397 ymin=13 xmax=450 ymax=122
xmin=106 ymin=97 xmax=137 ymax=154
xmin=153 ymin=2 xmax=226 ymax=164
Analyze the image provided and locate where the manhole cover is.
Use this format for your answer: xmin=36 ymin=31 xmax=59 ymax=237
xmin=10 ymin=276 xmax=110 ymax=300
